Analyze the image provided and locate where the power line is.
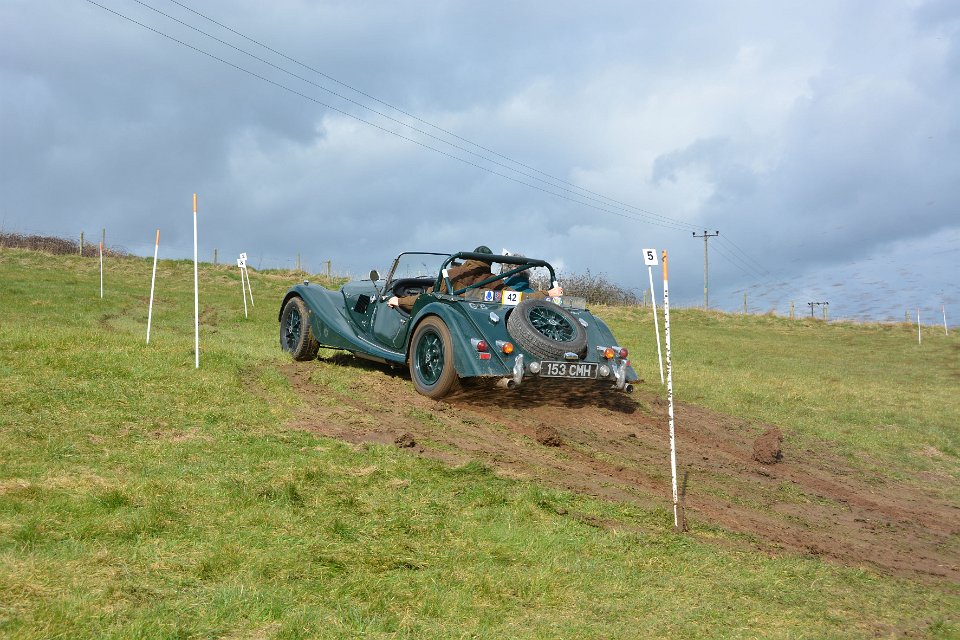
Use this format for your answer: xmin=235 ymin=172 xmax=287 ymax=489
xmin=84 ymin=0 xmax=697 ymax=232
xmin=711 ymin=241 xmax=769 ymax=282
xmin=126 ymin=0 xmax=700 ymax=232
xmin=161 ymin=0 xmax=702 ymax=233
xmin=86 ymin=0 xmax=787 ymax=291
xmin=717 ymin=234 xmax=770 ymax=276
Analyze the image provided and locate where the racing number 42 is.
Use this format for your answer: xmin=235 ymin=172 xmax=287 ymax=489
xmin=503 ymin=291 xmax=523 ymax=305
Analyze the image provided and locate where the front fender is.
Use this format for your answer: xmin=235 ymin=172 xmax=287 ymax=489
xmin=279 ymin=284 xmax=406 ymax=363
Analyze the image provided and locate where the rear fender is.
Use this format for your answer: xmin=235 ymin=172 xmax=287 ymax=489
xmin=582 ymin=314 xmax=640 ymax=383
xmin=407 ymin=302 xmax=512 ymax=378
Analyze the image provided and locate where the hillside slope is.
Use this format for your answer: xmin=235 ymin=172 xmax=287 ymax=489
xmin=1 ymin=247 xmax=957 ymax=638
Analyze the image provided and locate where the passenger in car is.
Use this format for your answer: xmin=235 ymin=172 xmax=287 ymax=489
xmin=387 ymin=245 xmax=562 ymax=313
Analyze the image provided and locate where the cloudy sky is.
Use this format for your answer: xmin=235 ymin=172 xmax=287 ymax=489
xmin=2 ymin=0 xmax=958 ymax=322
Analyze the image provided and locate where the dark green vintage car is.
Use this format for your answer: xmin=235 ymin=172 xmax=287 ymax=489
xmin=278 ymin=251 xmax=638 ymax=399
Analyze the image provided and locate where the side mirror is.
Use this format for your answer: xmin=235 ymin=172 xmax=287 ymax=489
xmin=369 ymin=270 xmax=383 ymax=299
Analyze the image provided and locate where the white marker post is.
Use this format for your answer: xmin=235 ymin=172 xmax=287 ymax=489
xmin=193 ymin=194 xmax=199 ymax=369
xmin=238 ymin=256 xmax=248 ymax=319
xmin=99 ymin=242 xmax=103 ymax=299
xmin=662 ymin=249 xmax=680 ymax=531
xmin=642 ymin=248 xmax=665 ymax=384
xmin=146 ymin=229 xmax=160 ymax=343
xmin=240 ymin=252 xmax=253 ymax=307
xmin=944 ymin=304 xmax=949 ymax=336
xmin=918 ymin=307 xmax=922 ymax=345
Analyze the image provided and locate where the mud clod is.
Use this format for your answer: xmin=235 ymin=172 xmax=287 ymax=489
xmin=753 ymin=427 xmax=784 ymax=464
xmin=535 ymin=425 xmax=563 ymax=447
xmin=394 ymin=432 xmax=416 ymax=448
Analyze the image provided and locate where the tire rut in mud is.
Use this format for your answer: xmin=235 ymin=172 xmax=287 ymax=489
xmin=280 ymin=360 xmax=959 ymax=582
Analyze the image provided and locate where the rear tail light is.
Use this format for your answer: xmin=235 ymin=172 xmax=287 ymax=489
xmin=618 ymin=347 xmax=628 ymax=359
xmin=472 ymin=339 xmax=488 ymax=352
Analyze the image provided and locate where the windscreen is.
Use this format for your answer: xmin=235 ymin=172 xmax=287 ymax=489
xmin=387 ymin=252 xmax=451 ymax=282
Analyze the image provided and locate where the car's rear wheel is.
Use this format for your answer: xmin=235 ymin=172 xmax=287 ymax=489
xmin=410 ymin=316 xmax=459 ymax=399
xmin=280 ymin=297 xmax=320 ymax=361
xmin=507 ymin=298 xmax=588 ymax=360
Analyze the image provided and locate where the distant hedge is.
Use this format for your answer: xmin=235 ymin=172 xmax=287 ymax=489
xmin=0 ymin=233 xmax=127 ymax=258
xmin=529 ymin=267 xmax=640 ymax=306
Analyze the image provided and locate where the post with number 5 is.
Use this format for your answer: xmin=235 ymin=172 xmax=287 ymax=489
xmin=642 ymin=248 xmax=665 ymax=384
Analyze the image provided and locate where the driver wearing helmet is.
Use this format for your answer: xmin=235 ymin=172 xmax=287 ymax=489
xmin=387 ymin=245 xmax=562 ymax=312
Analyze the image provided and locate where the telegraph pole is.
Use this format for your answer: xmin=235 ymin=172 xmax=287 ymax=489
xmin=692 ymin=230 xmax=719 ymax=308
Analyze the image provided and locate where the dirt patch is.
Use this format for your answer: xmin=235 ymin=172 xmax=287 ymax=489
xmin=752 ymin=426 xmax=783 ymax=464
xmin=281 ymin=359 xmax=960 ymax=582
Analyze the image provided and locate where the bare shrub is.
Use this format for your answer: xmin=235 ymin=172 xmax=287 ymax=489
xmin=0 ymin=233 xmax=128 ymax=258
xmin=530 ymin=268 xmax=639 ymax=306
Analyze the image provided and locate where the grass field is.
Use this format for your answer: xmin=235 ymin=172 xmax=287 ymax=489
xmin=602 ymin=305 xmax=960 ymax=481
xmin=0 ymin=248 xmax=957 ymax=638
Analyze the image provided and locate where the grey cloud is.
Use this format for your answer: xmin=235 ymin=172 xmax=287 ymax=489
xmin=1 ymin=0 xmax=957 ymax=316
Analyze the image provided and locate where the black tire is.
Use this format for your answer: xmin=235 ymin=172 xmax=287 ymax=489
xmin=280 ymin=297 xmax=320 ymax=361
xmin=507 ymin=298 xmax=588 ymax=360
xmin=409 ymin=316 xmax=460 ymax=399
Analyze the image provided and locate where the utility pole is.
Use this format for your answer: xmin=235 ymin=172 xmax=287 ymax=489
xmin=692 ymin=230 xmax=719 ymax=309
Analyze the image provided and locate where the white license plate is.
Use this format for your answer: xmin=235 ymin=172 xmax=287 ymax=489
xmin=540 ymin=361 xmax=598 ymax=378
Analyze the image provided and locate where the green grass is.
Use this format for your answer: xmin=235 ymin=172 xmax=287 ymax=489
xmin=0 ymin=248 xmax=957 ymax=638
xmin=602 ymin=306 xmax=960 ymax=479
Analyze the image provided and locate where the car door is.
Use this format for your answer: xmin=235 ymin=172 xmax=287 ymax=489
xmin=341 ymin=281 xmax=379 ymax=336
xmin=370 ymin=298 xmax=410 ymax=351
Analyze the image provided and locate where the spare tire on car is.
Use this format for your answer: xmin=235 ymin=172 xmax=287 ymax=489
xmin=507 ymin=298 xmax=588 ymax=360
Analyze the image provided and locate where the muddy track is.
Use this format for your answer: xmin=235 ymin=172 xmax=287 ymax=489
xmin=282 ymin=357 xmax=959 ymax=582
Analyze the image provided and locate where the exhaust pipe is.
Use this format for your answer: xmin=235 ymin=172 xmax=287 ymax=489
xmin=624 ymin=383 xmax=634 ymax=394
xmin=496 ymin=377 xmax=516 ymax=390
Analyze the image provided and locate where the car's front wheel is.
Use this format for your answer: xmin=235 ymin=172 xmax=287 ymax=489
xmin=409 ymin=316 xmax=459 ymax=399
xmin=280 ymin=297 xmax=320 ymax=361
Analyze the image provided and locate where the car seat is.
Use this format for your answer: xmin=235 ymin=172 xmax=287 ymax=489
xmin=503 ymin=273 xmax=534 ymax=293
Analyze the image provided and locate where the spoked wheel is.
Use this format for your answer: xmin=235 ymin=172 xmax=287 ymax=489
xmin=409 ymin=316 xmax=459 ymax=399
xmin=507 ymin=298 xmax=587 ymax=360
xmin=280 ymin=297 xmax=320 ymax=361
